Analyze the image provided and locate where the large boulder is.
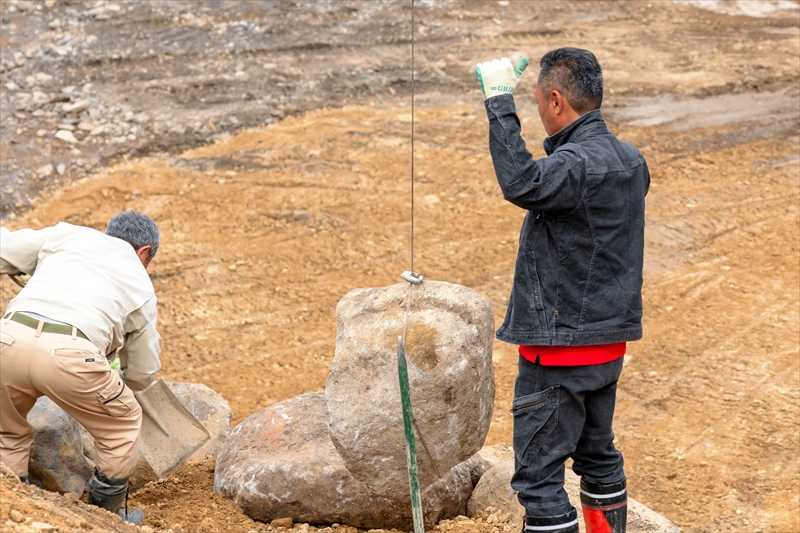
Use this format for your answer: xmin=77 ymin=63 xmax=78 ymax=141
xmin=467 ymin=458 xmax=681 ymax=533
xmin=214 ymin=392 xmax=477 ymax=530
xmin=326 ymin=281 xmax=495 ymax=500
xmin=81 ymin=381 xmax=231 ymax=489
xmin=27 ymin=397 xmax=92 ymax=495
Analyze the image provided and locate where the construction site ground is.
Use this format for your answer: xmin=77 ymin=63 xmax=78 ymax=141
xmin=0 ymin=1 xmax=798 ymax=533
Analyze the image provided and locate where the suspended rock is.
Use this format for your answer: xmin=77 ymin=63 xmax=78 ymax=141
xmin=466 ymin=458 xmax=682 ymax=533
xmin=326 ymin=281 xmax=495 ymax=501
xmin=27 ymin=397 xmax=92 ymax=495
xmin=214 ymin=392 xmax=477 ymax=530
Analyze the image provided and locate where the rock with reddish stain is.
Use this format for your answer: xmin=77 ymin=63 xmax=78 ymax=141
xmin=326 ymin=281 xmax=495 ymax=501
xmin=213 ymin=392 xmax=480 ymax=529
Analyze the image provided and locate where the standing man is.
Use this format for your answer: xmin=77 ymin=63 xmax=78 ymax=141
xmin=476 ymin=48 xmax=649 ymax=533
xmin=0 ymin=210 xmax=161 ymax=524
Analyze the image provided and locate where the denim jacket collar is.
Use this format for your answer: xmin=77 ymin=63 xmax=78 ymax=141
xmin=543 ymin=109 xmax=608 ymax=155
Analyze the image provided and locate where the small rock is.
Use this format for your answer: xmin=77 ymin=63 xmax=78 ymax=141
xmin=36 ymin=129 xmax=48 ymax=137
xmin=62 ymin=99 xmax=91 ymax=113
xmin=58 ymin=123 xmax=76 ymax=131
xmin=56 ymin=163 xmax=66 ymax=175
xmin=5 ymin=81 xmax=19 ymax=91
xmin=172 ymin=524 xmax=183 ymax=533
xmin=32 ymin=91 xmax=50 ymax=105
xmin=270 ymin=518 xmax=293 ymax=529
xmin=37 ymin=164 xmax=54 ymax=178
xmin=48 ymin=19 xmax=61 ymax=29
xmin=63 ymin=492 xmax=80 ymax=504
xmin=54 ymin=130 xmax=79 ymax=144
xmin=31 ymin=521 xmax=55 ymax=532
xmin=35 ymin=72 xmax=53 ymax=83
xmin=466 ymin=460 xmax=523 ymax=523
xmin=89 ymin=124 xmax=108 ymax=136
xmin=77 ymin=121 xmax=96 ymax=131
xmin=10 ymin=510 xmax=23 ymax=523
xmin=132 ymin=113 xmax=150 ymax=124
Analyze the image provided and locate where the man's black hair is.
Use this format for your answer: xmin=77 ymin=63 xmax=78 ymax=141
xmin=538 ymin=47 xmax=603 ymax=114
xmin=105 ymin=210 xmax=160 ymax=261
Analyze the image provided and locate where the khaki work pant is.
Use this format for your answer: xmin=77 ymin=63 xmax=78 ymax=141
xmin=0 ymin=316 xmax=142 ymax=479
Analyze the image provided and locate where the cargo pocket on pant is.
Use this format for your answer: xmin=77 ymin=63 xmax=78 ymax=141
xmin=97 ymin=374 xmax=136 ymax=418
xmin=0 ymin=332 xmax=14 ymax=355
xmin=511 ymin=386 xmax=560 ymax=466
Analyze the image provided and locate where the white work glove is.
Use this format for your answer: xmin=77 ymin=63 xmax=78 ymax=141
xmin=475 ymin=57 xmax=529 ymax=99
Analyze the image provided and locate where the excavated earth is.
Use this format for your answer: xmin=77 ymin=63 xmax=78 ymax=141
xmin=1 ymin=1 xmax=798 ymax=533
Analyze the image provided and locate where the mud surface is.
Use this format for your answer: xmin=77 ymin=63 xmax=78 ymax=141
xmin=1 ymin=1 xmax=799 ymax=533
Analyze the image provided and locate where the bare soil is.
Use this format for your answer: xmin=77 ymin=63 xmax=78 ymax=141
xmin=1 ymin=1 xmax=799 ymax=533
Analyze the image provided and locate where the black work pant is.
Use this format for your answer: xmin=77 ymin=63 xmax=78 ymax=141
xmin=510 ymin=355 xmax=625 ymax=517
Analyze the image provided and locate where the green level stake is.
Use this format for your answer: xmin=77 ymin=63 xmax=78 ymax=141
xmin=397 ymin=338 xmax=425 ymax=533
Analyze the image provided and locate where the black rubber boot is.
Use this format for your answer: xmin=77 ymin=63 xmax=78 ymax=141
xmin=580 ymin=478 xmax=627 ymax=533
xmin=522 ymin=508 xmax=579 ymax=533
xmin=87 ymin=468 xmax=144 ymax=525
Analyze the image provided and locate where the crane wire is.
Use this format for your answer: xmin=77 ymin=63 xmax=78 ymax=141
xmin=410 ymin=0 xmax=416 ymax=274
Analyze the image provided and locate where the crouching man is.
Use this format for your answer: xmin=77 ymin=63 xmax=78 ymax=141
xmin=0 ymin=210 xmax=162 ymax=524
xmin=476 ymin=48 xmax=650 ymax=533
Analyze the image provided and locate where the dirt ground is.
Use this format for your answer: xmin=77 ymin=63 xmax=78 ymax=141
xmin=1 ymin=1 xmax=799 ymax=533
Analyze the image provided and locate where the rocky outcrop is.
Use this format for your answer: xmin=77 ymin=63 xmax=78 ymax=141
xmin=27 ymin=397 xmax=92 ymax=495
xmin=326 ymin=281 xmax=495 ymax=501
xmin=467 ymin=456 xmax=681 ymax=533
xmin=214 ymin=392 xmax=477 ymax=530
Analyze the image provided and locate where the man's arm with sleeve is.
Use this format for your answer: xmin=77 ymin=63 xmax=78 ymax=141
xmin=485 ymin=94 xmax=586 ymax=213
xmin=0 ymin=226 xmax=54 ymax=275
xmin=117 ymin=296 xmax=161 ymax=391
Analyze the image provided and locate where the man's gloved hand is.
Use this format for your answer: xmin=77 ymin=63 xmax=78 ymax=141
xmin=476 ymin=57 xmax=529 ymax=99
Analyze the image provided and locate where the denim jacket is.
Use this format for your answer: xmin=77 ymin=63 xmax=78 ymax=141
xmin=485 ymin=94 xmax=649 ymax=346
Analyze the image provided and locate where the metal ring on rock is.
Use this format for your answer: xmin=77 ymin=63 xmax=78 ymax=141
xmin=401 ymin=271 xmax=424 ymax=284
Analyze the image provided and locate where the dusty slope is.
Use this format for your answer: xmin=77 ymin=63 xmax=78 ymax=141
xmin=2 ymin=97 xmax=798 ymax=532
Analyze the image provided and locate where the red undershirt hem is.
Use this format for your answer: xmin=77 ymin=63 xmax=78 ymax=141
xmin=519 ymin=342 xmax=627 ymax=367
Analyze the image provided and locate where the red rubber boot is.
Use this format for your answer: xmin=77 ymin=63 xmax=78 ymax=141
xmin=580 ymin=479 xmax=627 ymax=533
